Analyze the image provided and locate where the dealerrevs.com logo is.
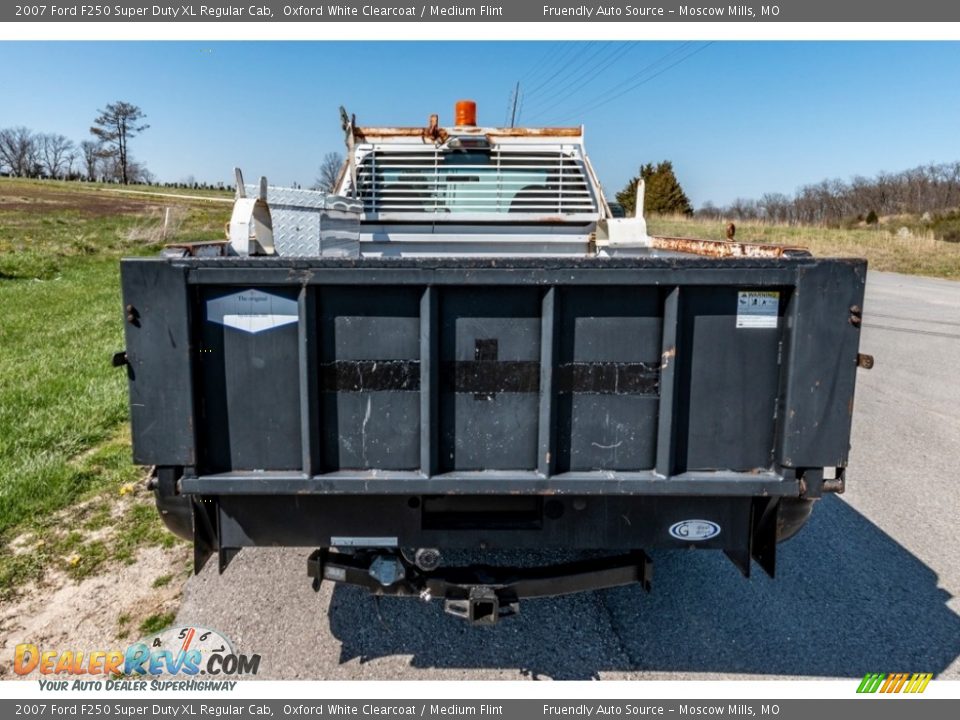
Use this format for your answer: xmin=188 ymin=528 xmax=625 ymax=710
xmin=14 ymin=626 xmax=260 ymax=691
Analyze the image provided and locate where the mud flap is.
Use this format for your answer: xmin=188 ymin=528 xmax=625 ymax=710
xmin=192 ymin=497 xmax=220 ymax=574
xmin=724 ymin=497 xmax=778 ymax=579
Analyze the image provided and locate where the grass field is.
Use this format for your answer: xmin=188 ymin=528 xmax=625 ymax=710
xmin=0 ymin=178 xmax=230 ymax=593
xmin=1 ymin=177 xmax=958 ymax=592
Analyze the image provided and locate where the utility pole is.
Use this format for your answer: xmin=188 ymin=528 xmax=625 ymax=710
xmin=509 ymin=81 xmax=521 ymax=128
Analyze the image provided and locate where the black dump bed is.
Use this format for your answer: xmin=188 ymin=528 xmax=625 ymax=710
xmin=118 ymin=254 xmax=867 ymax=619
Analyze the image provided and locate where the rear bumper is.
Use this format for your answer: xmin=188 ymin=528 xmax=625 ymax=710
xmin=183 ymin=490 xmax=789 ymax=583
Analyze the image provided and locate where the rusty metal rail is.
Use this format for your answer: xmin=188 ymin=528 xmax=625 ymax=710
xmin=651 ymin=235 xmax=811 ymax=259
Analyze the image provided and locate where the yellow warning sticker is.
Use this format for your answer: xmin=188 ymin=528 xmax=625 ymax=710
xmin=737 ymin=291 xmax=780 ymax=329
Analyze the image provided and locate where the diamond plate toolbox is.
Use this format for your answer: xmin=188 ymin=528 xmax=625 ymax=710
xmin=246 ymin=184 xmax=362 ymax=257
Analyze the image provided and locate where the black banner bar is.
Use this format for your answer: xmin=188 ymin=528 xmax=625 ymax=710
xmin=0 ymin=699 xmax=956 ymax=719
xmin=4 ymin=1 xmax=960 ymax=23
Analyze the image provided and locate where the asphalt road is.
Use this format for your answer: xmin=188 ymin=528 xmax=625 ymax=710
xmin=177 ymin=270 xmax=960 ymax=681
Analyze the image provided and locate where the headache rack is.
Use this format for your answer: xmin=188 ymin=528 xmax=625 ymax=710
xmin=350 ymin=143 xmax=598 ymax=217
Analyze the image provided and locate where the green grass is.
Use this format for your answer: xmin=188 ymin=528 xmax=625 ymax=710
xmin=139 ymin=611 xmax=176 ymax=635
xmin=647 ymin=215 xmax=960 ymax=279
xmin=152 ymin=573 xmax=174 ymax=588
xmin=0 ymin=177 xmax=234 ymax=202
xmin=0 ymin=177 xmax=226 ymax=591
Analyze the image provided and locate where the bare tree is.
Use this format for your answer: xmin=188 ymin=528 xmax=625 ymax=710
xmin=0 ymin=126 xmax=39 ymax=177
xmin=759 ymin=193 xmax=790 ymax=224
xmin=79 ymin=140 xmax=100 ymax=180
xmin=727 ymin=197 xmax=759 ymax=221
xmin=90 ymin=101 xmax=149 ymax=185
xmin=694 ymin=201 xmax=722 ymax=220
xmin=64 ymin=150 xmax=78 ymax=179
xmin=100 ymin=153 xmax=153 ymax=185
xmin=38 ymin=133 xmax=75 ymax=179
xmin=126 ymin=158 xmax=154 ymax=185
xmin=313 ymin=151 xmax=344 ymax=193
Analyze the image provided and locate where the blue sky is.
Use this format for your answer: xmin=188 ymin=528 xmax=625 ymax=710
xmin=1 ymin=41 xmax=958 ymax=206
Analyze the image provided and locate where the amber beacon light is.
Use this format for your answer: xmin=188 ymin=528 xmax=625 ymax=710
xmin=455 ymin=100 xmax=477 ymax=127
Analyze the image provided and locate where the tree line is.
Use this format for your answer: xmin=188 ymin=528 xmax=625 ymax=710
xmin=0 ymin=101 xmax=150 ymax=185
xmin=696 ymin=161 xmax=960 ymax=225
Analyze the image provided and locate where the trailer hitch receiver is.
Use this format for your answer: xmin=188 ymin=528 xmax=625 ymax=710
xmin=445 ymin=587 xmax=518 ymax=625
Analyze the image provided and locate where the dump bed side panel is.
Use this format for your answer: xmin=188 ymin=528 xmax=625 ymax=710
xmin=778 ymin=260 xmax=868 ymax=468
xmin=120 ymin=261 xmax=195 ymax=466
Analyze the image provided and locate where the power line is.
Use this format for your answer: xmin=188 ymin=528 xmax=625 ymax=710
xmin=520 ymin=42 xmax=567 ymax=87
xmin=589 ymin=42 xmax=713 ymax=111
xmin=523 ymin=43 xmax=637 ymax=123
xmin=521 ymin=43 xmax=579 ymax=91
xmin=574 ymin=42 xmax=695 ymax=109
xmin=523 ymin=42 xmax=603 ymax=102
xmin=552 ymin=42 xmax=714 ymax=124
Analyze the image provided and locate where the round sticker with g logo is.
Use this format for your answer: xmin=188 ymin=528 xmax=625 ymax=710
xmin=669 ymin=519 xmax=721 ymax=541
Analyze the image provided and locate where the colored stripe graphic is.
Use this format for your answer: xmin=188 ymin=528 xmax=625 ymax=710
xmin=892 ymin=673 xmax=909 ymax=693
xmin=857 ymin=672 xmax=932 ymax=693
xmin=857 ymin=673 xmax=885 ymax=693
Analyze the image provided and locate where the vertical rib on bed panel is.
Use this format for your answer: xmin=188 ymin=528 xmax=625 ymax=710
xmin=656 ymin=287 xmax=681 ymax=478
xmin=421 ymin=286 xmax=439 ymax=477
xmin=299 ymin=285 xmax=320 ymax=476
xmin=538 ymin=287 xmax=559 ymax=477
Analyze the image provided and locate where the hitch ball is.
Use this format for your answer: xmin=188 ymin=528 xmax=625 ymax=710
xmin=414 ymin=547 xmax=442 ymax=572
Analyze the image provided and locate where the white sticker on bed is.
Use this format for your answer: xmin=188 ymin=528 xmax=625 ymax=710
xmin=206 ymin=289 xmax=298 ymax=334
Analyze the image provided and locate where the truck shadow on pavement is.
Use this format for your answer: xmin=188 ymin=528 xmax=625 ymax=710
xmin=327 ymin=496 xmax=960 ymax=679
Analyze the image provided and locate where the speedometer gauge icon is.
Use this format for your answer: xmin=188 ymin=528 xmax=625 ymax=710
xmin=139 ymin=625 xmax=234 ymax=673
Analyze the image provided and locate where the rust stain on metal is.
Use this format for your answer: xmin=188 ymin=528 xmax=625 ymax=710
xmin=822 ymin=478 xmax=845 ymax=494
xmin=354 ymin=125 xmax=582 ymax=141
xmin=651 ymin=235 xmax=809 ymax=259
xmin=661 ymin=346 xmax=676 ymax=369
xmin=486 ymin=127 xmax=582 ymax=137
